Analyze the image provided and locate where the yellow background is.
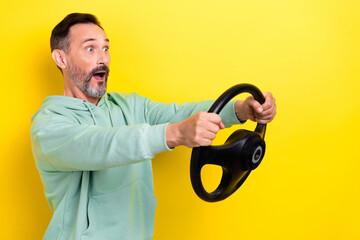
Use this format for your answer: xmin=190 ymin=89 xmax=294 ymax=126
xmin=1 ymin=0 xmax=359 ymax=239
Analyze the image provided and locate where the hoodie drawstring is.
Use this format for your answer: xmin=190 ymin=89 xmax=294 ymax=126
xmin=83 ymin=97 xmax=114 ymax=127
xmin=104 ymin=98 xmax=114 ymax=127
xmin=83 ymin=101 xmax=98 ymax=125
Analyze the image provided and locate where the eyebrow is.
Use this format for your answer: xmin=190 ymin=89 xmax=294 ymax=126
xmin=82 ymin=38 xmax=110 ymax=44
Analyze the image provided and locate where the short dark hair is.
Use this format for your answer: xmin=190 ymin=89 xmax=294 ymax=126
xmin=50 ymin=13 xmax=103 ymax=53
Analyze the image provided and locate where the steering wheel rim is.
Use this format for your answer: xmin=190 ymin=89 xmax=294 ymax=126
xmin=190 ymin=83 xmax=267 ymax=202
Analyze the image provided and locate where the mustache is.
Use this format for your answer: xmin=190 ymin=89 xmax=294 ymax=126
xmin=90 ymin=65 xmax=110 ymax=75
xmin=85 ymin=65 xmax=110 ymax=83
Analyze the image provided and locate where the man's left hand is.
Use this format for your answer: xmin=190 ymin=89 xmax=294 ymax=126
xmin=234 ymin=92 xmax=276 ymax=124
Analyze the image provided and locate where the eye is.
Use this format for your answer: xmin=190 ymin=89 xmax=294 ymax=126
xmin=86 ymin=46 xmax=94 ymax=52
xmin=103 ymin=46 xmax=109 ymax=52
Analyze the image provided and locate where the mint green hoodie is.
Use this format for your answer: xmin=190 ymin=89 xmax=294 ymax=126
xmin=30 ymin=92 xmax=240 ymax=240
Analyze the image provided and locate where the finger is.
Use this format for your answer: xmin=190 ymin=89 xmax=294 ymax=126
xmin=198 ymin=139 xmax=213 ymax=147
xmin=206 ymin=113 xmax=225 ymax=128
xmin=261 ymin=92 xmax=275 ymax=111
xmin=204 ymin=122 xmax=221 ymax=134
xmin=193 ymin=132 xmax=215 ymax=147
xmin=246 ymin=96 xmax=263 ymax=114
xmin=254 ymin=118 xmax=270 ymax=124
xmin=255 ymin=109 xmax=276 ymax=123
xmin=201 ymin=131 xmax=217 ymax=141
xmin=255 ymin=113 xmax=275 ymax=121
xmin=256 ymin=102 xmax=276 ymax=118
xmin=255 ymin=117 xmax=275 ymax=124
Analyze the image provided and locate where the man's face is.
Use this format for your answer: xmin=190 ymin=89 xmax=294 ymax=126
xmin=66 ymin=23 xmax=110 ymax=98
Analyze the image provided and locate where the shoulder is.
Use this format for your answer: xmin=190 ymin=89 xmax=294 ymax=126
xmin=107 ymin=92 xmax=146 ymax=100
xmin=31 ymin=96 xmax=83 ymax=133
xmin=106 ymin=92 xmax=149 ymax=106
xmin=33 ymin=96 xmax=83 ymax=119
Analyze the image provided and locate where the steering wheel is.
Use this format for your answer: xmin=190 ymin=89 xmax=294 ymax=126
xmin=190 ymin=83 xmax=267 ymax=202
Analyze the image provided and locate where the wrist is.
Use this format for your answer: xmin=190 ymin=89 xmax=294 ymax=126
xmin=166 ymin=122 xmax=182 ymax=149
xmin=234 ymin=100 xmax=248 ymax=122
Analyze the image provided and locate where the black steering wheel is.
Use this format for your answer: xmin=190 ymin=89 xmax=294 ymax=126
xmin=190 ymin=84 xmax=267 ymax=202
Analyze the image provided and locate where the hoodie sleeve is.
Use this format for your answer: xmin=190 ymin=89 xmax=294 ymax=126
xmin=141 ymin=96 xmax=241 ymax=127
xmin=30 ymin=109 xmax=171 ymax=172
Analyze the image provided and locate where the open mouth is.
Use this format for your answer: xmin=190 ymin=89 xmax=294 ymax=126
xmin=92 ymin=71 xmax=107 ymax=81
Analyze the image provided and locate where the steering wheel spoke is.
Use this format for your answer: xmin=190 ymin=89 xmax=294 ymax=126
xmin=193 ymin=145 xmax=237 ymax=167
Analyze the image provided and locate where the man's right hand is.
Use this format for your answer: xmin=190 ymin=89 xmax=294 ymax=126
xmin=166 ymin=112 xmax=225 ymax=149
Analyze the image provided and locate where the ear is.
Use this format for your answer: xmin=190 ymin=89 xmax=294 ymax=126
xmin=52 ymin=49 xmax=67 ymax=70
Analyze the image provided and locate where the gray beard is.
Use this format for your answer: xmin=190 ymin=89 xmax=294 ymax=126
xmin=68 ymin=63 xmax=108 ymax=98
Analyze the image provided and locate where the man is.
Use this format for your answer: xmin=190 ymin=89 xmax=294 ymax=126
xmin=31 ymin=13 xmax=276 ymax=240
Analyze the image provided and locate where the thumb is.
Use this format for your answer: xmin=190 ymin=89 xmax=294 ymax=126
xmin=248 ymin=98 xmax=263 ymax=114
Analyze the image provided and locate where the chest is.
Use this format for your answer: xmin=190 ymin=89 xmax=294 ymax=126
xmin=73 ymin=104 xmax=140 ymax=127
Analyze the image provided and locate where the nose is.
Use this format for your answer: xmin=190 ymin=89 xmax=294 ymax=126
xmin=97 ymin=51 xmax=110 ymax=66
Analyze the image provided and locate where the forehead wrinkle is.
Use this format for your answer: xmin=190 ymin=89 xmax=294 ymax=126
xmin=82 ymin=38 xmax=96 ymax=44
xmin=82 ymin=38 xmax=109 ymax=45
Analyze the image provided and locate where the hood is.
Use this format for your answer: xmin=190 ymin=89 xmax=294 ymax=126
xmin=31 ymin=94 xmax=110 ymax=123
